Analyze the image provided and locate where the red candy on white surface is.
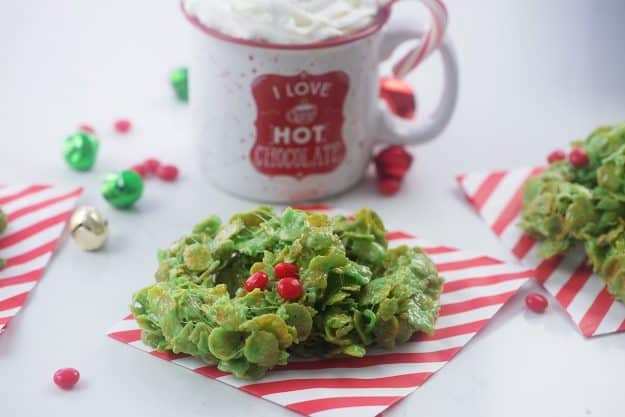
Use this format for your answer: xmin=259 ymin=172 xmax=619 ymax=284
xmin=378 ymin=177 xmax=402 ymax=196
xmin=114 ymin=119 xmax=132 ymax=133
xmin=547 ymin=149 xmax=566 ymax=164
xmin=569 ymin=147 xmax=589 ymax=168
xmin=144 ymin=158 xmax=161 ymax=174
xmin=525 ymin=293 xmax=548 ymax=313
xmin=274 ymin=262 xmax=299 ymax=279
xmin=78 ymin=124 xmax=95 ymax=134
xmin=53 ymin=368 xmax=80 ymax=390
xmin=131 ymin=164 xmax=149 ymax=178
xmin=157 ymin=164 xmax=179 ymax=182
xmin=277 ymin=277 xmax=302 ymax=301
xmin=245 ymin=272 xmax=269 ymax=292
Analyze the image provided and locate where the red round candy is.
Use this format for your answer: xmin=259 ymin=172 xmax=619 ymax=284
xmin=157 ymin=164 xmax=179 ymax=182
xmin=569 ymin=148 xmax=589 ymax=168
xmin=114 ymin=119 xmax=132 ymax=133
xmin=277 ymin=277 xmax=302 ymax=301
xmin=131 ymin=164 xmax=149 ymax=178
xmin=274 ymin=262 xmax=299 ymax=278
xmin=547 ymin=149 xmax=566 ymax=164
xmin=245 ymin=272 xmax=269 ymax=292
xmin=525 ymin=293 xmax=548 ymax=313
xmin=78 ymin=124 xmax=95 ymax=134
xmin=144 ymin=158 xmax=161 ymax=173
xmin=378 ymin=177 xmax=402 ymax=196
xmin=53 ymin=368 xmax=80 ymax=390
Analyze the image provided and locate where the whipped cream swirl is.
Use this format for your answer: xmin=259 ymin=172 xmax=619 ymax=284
xmin=183 ymin=0 xmax=387 ymax=44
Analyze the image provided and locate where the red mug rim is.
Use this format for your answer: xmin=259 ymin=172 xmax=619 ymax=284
xmin=181 ymin=1 xmax=393 ymax=50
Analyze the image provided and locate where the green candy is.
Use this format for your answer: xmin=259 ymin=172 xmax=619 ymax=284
xmin=63 ymin=131 xmax=99 ymax=172
xmin=170 ymin=67 xmax=188 ymax=102
xmin=130 ymin=207 xmax=444 ymax=380
xmin=521 ymin=122 xmax=625 ymax=303
xmin=101 ymin=170 xmax=144 ymax=209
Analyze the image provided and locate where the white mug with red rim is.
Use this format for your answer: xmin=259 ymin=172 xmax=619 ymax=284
xmin=186 ymin=0 xmax=458 ymax=203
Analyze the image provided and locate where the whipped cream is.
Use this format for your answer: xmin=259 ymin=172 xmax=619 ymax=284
xmin=183 ymin=0 xmax=387 ymax=44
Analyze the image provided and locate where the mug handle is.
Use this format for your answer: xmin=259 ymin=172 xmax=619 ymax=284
xmin=376 ymin=0 xmax=459 ymax=145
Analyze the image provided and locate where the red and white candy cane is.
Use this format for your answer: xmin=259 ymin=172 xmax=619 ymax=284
xmin=376 ymin=0 xmax=458 ymax=145
xmin=391 ymin=0 xmax=448 ymax=78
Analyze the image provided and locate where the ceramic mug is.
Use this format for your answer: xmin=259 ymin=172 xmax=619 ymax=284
xmin=185 ymin=1 xmax=458 ymax=203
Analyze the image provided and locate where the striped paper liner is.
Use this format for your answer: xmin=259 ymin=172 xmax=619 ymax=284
xmin=108 ymin=206 xmax=533 ymax=417
xmin=0 ymin=184 xmax=82 ymax=334
xmin=458 ymin=167 xmax=625 ymax=337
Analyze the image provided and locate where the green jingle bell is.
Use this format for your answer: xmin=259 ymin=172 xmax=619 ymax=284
xmin=63 ymin=131 xmax=99 ymax=172
xmin=170 ymin=67 xmax=188 ymax=102
xmin=101 ymin=170 xmax=144 ymax=209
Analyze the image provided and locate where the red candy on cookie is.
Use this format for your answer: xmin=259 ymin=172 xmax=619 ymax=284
xmin=274 ymin=262 xmax=299 ymax=279
xmin=245 ymin=272 xmax=269 ymax=292
xmin=547 ymin=149 xmax=566 ymax=164
xmin=277 ymin=277 xmax=302 ymax=301
xmin=569 ymin=148 xmax=589 ymax=168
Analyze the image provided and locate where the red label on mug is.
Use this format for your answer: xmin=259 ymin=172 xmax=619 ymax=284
xmin=250 ymin=71 xmax=349 ymax=179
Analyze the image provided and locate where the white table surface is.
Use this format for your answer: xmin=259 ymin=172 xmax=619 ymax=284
xmin=1 ymin=1 xmax=624 ymax=416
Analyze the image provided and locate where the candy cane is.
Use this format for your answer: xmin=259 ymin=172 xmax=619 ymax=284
xmin=391 ymin=0 xmax=448 ymax=79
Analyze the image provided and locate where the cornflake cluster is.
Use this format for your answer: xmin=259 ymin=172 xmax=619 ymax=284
xmin=521 ymin=123 xmax=625 ymax=303
xmin=131 ymin=207 xmax=443 ymax=380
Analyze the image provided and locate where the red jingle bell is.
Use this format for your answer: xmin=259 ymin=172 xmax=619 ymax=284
xmin=378 ymin=177 xmax=402 ymax=196
xmin=379 ymin=77 xmax=416 ymax=120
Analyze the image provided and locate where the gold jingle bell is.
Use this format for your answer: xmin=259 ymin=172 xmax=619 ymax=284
xmin=69 ymin=206 xmax=109 ymax=251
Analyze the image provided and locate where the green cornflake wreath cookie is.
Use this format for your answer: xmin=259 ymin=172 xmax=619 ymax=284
xmin=131 ymin=207 xmax=444 ymax=380
xmin=521 ymin=123 xmax=625 ymax=303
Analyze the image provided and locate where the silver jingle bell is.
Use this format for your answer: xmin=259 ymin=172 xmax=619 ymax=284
xmin=69 ymin=206 xmax=109 ymax=251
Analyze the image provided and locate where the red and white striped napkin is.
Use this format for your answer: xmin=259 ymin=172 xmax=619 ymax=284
xmin=0 ymin=184 xmax=82 ymax=334
xmin=108 ymin=206 xmax=533 ymax=417
xmin=458 ymin=167 xmax=625 ymax=337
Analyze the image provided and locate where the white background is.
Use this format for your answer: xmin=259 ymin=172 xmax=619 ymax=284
xmin=1 ymin=1 xmax=624 ymax=416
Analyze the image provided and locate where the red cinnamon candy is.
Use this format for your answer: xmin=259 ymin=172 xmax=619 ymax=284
xmin=525 ymin=293 xmax=548 ymax=313
xmin=114 ymin=119 xmax=132 ymax=133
